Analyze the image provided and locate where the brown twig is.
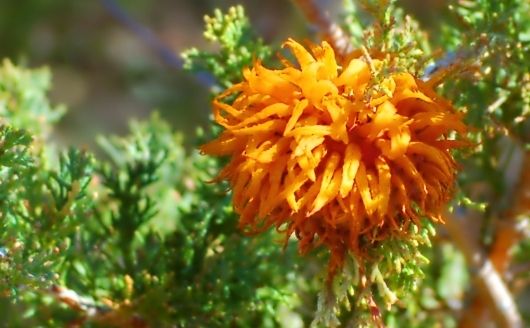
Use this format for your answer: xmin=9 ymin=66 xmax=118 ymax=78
xmin=486 ymin=146 xmax=527 ymax=273
xmin=444 ymin=212 xmax=523 ymax=328
xmin=100 ymin=0 xmax=217 ymax=89
xmin=459 ymin=149 xmax=530 ymax=328
xmin=291 ymin=0 xmax=352 ymax=56
xmin=50 ymin=284 xmax=147 ymax=328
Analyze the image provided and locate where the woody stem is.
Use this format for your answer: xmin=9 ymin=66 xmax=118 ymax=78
xmin=458 ymin=149 xmax=529 ymax=328
xmin=444 ymin=212 xmax=523 ymax=328
xmin=100 ymin=0 xmax=217 ymax=89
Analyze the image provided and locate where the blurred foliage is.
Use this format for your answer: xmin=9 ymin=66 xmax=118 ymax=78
xmin=0 ymin=0 xmax=528 ymax=327
xmin=0 ymin=59 xmax=65 ymax=138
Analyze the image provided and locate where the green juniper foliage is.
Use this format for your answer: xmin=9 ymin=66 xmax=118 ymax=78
xmin=0 ymin=0 xmax=529 ymax=327
xmin=182 ymin=6 xmax=272 ymax=89
xmin=0 ymin=59 xmax=305 ymax=327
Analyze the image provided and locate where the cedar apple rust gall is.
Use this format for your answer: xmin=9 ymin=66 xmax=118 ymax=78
xmin=201 ymin=38 xmax=468 ymax=278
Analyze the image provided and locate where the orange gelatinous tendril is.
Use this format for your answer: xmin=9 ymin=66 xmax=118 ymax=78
xmin=201 ymin=38 xmax=468 ymax=278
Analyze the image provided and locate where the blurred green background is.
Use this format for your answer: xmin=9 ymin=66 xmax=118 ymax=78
xmin=0 ymin=0 xmax=299 ymax=148
xmin=0 ymin=0 xmax=442 ymax=148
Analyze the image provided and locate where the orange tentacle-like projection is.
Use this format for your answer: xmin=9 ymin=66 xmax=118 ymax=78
xmin=201 ymin=39 xmax=468 ymax=277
